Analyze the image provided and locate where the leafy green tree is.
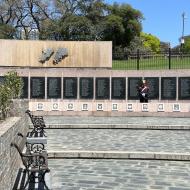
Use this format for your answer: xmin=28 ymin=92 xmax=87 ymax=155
xmin=125 ymin=36 xmax=150 ymax=54
xmin=60 ymin=15 xmax=92 ymax=40
xmin=0 ymin=23 xmax=15 ymax=39
xmin=160 ymin=41 xmax=170 ymax=53
xmin=106 ymin=3 xmax=143 ymax=49
xmin=0 ymin=71 xmax=23 ymax=119
xmin=140 ymin=32 xmax=160 ymax=53
xmin=103 ymin=14 xmax=124 ymax=46
xmin=183 ymin=36 xmax=190 ymax=53
xmin=4 ymin=71 xmax=23 ymax=98
xmin=0 ymin=84 xmax=12 ymax=119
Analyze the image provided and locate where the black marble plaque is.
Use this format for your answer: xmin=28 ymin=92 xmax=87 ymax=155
xmin=80 ymin=78 xmax=93 ymax=99
xmin=20 ymin=77 xmax=28 ymax=99
xmin=0 ymin=76 xmax=5 ymax=84
xmin=30 ymin=77 xmax=45 ymax=99
xmin=161 ymin=77 xmax=176 ymax=100
xmin=128 ymin=77 xmax=142 ymax=100
xmin=111 ymin=78 xmax=126 ymax=99
xmin=63 ymin=77 xmax=77 ymax=99
xmin=178 ymin=77 xmax=190 ymax=100
xmin=47 ymin=77 xmax=61 ymax=99
xmin=96 ymin=78 xmax=110 ymax=99
xmin=144 ymin=77 xmax=159 ymax=99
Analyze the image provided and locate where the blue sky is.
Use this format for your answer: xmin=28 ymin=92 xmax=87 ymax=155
xmin=105 ymin=0 xmax=190 ymax=47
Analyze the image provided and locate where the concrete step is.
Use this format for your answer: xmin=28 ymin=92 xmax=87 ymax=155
xmin=38 ymin=123 xmax=190 ymax=130
xmin=48 ymin=150 xmax=190 ymax=161
xmin=46 ymin=129 xmax=190 ymax=160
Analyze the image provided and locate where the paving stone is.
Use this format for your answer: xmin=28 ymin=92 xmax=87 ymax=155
xmin=43 ymin=116 xmax=190 ymax=126
xmin=48 ymin=159 xmax=190 ymax=190
xmin=47 ymin=129 xmax=190 ymax=154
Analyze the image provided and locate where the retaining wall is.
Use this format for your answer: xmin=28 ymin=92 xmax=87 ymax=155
xmin=0 ymin=117 xmax=28 ymax=190
xmin=0 ymin=100 xmax=29 ymax=190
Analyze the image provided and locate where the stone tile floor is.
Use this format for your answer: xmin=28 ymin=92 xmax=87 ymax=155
xmin=49 ymin=159 xmax=190 ymax=190
xmin=44 ymin=116 xmax=190 ymax=126
xmin=47 ymin=129 xmax=190 ymax=153
xmin=43 ymin=117 xmax=190 ymax=189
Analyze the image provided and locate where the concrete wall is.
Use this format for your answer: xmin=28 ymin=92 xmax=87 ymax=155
xmin=0 ymin=117 xmax=28 ymax=190
xmin=1 ymin=67 xmax=190 ymax=116
xmin=0 ymin=40 xmax=112 ymax=68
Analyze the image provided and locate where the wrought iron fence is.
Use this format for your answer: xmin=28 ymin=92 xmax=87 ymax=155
xmin=112 ymin=49 xmax=190 ymax=70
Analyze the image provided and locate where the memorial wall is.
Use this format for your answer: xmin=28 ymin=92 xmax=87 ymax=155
xmin=1 ymin=40 xmax=190 ymax=115
xmin=0 ymin=76 xmax=188 ymax=101
xmin=0 ymin=40 xmax=112 ymax=68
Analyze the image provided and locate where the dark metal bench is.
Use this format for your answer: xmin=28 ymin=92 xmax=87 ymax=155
xmin=11 ymin=135 xmax=50 ymax=189
xmin=25 ymin=110 xmax=46 ymax=137
xmin=18 ymin=132 xmax=46 ymax=154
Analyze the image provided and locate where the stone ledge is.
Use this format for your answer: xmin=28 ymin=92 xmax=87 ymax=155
xmin=48 ymin=150 xmax=190 ymax=161
xmin=29 ymin=124 xmax=190 ymax=130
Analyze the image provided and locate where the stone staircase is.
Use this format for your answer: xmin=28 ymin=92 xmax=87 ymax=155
xmin=44 ymin=116 xmax=190 ymax=189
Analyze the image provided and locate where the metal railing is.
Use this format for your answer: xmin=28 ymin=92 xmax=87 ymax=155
xmin=112 ymin=48 xmax=190 ymax=70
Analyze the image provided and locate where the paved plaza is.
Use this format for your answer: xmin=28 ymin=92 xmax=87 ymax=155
xmin=49 ymin=159 xmax=190 ymax=190
xmin=47 ymin=129 xmax=190 ymax=153
xmin=44 ymin=116 xmax=190 ymax=126
xmin=43 ymin=116 xmax=190 ymax=189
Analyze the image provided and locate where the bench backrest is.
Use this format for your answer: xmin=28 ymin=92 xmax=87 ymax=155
xmin=11 ymin=142 xmax=29 ymax=168
xmin=25 ymin=110 xmax=46 ymax=128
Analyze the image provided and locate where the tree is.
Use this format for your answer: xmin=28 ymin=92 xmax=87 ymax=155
xmin=106 ymin=3 xmax=143 ymax=49
xmin=0 ymin=23 xmax=15 ymax=39
xmin=60 ymin=15 xmax=92 ymax=40
xmin=140 ymin=32 xmax=160 ymax=53
xmin=0 ymin=0 xmax=143 ymax=47
xmin=0 ymin=71 xmax=23 ymax=119
xmin=0 ymin=0 xmax=52 ymax=39
xmin=160 ymin=41 xmax=170 ymax=53
xmin=4 ymin=71 xmax=23 ymax=98
xmin=183 ymin=36 xmax=190 ymax=53
xmin=51 ymin=0 xmax=107 ymax=41
xmin=103 ymin=14 xmax=124 ymax=46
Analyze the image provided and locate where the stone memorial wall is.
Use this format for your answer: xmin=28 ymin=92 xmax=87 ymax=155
xmin=20 ymin=77 xmax=28 ymax=99
xmin=47 ymin=77 xmax=61 ymax=99
xmin=161 ymin=77 xmax=176 ymax=100
xmin=111 ymin=78 xmax=126 ymax=100
xmin=96 ymin=78 xmax=110 ymax=100
xmin=128 ymin=77 xmax=142 ymax=100
xmin=80 ymin=78 xmax=94 ymax=99
xmin=63 ymin=77 xmax=77 ymax=99
xmin=178 ymin=77 xmax=190 ymax=100
xmin=145 ymin=77 xmax=159 ymax=99
xmin=30 ymin=77 xmax=45 ymax=99
xmin=16 ymin=76 xmax=190 ymax=101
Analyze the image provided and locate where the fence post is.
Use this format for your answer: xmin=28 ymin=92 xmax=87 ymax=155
xmin=168 ymin=48 xmax=171 ymax=69
xmin=137 ymin=49 xmax=140 ymax=70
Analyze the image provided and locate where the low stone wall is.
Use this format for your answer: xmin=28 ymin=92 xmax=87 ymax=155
xmin=0 ymin=116 xmax=28 ymax=190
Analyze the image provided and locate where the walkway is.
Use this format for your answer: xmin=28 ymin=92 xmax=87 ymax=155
xmin=49 ymin=159 xmax=190 ymax=190
xmin=43 ymin=116 xmax=190 ymax=189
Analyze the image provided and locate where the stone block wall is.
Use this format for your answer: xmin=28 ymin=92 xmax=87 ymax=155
xmin=0 ymin=100 xmax=29 ymax=190
xmin=9 ymin=100 xmax=29 ymax=117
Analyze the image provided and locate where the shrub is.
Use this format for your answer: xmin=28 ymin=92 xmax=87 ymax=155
xmin=0 ymin=71 xmax=23 ymax=119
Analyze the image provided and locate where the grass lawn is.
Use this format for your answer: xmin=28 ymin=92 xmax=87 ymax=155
xmin=112 ymin=57 xmax=190 ymax=70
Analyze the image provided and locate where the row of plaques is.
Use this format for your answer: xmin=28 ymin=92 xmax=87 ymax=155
xmin=36 ymin=102 xmax=181 ymax=112
xmin=1 ymin=76 xmax=190 ymax=100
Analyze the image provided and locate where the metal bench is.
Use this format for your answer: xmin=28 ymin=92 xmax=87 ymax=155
xmin=18 ymin=132 xmax=46 ymax=154
xmin=11 ymin=135 xmax=50 ymax=189
xmin=25 ymin=110 xmax=46 ymax=137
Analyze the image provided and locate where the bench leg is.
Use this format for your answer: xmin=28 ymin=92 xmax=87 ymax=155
xmin=39 ymin=170 xmax=50 ymax=190
xmin=23 ymin=170 xmax=35 ymax=189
